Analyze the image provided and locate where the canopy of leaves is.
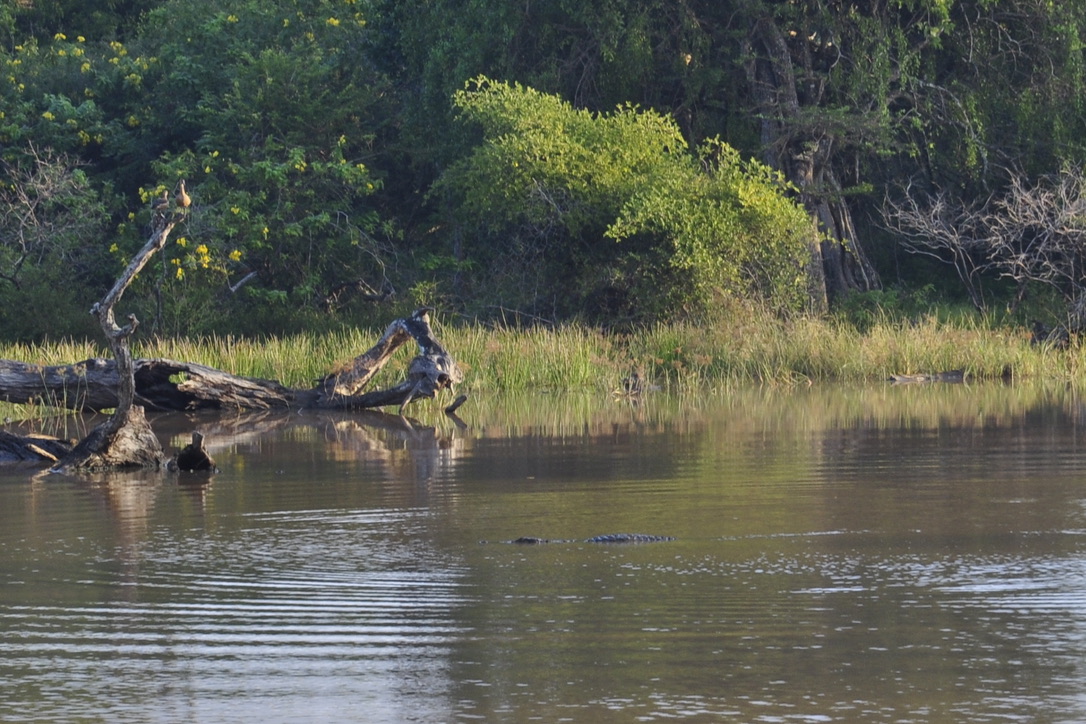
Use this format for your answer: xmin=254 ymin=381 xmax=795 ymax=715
xmin=2 ymin=0 xmax=1086 ymax=338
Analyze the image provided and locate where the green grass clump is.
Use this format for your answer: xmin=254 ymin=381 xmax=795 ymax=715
xmin=445 ymin=324 xmax=616 ymax=392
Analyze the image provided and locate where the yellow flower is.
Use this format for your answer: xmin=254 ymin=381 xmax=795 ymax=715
xmin=227 ymin=14 xmax=239 ymax=22
xmin=326 ymin=17 xmax=340 ymax=26
xmin=229 ymin=249 xmax=242 ymax=261
xmin=175 ymin=267 xmax=185 ymax=280
xmin=77 ymin=36 xmax=85 ymax=43
xmin=176 ymin=237 xmax=188 ymax=247
xmin=196 ymin=244 xmax=209 ymax=256
xmin=41 ymin=111 xmax=54 ymax=120
xmin=54 ymin=33 xmax=67 ymax=41
xmin=230 ymin=206 xmax=241 ymax=215
xmin=109 ymin=243 xmax=119 ymax=253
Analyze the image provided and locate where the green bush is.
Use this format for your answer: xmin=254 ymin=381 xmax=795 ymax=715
xmin=435 ymin=76 xmax=817 ymax=322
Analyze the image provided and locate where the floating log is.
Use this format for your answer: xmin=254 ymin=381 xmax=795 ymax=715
xmin=0 ymin=307 xmax=464 ymax=466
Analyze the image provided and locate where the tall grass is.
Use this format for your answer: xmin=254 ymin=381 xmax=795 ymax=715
xmin=0 ymin=309 xmax=1080 ymax=423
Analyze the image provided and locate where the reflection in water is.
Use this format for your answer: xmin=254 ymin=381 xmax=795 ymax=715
xmin=1 ymin=383 xmax=1086 ymax=722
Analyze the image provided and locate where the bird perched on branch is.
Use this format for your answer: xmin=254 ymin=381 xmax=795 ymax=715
xmin=151 ymin=189 xmax=169 ymax=212
xmin=175 ymin=179 xmax=191 ymax=209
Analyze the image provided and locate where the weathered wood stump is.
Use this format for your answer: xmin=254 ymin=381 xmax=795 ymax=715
xmin=54 ymin=406 xmax=164 ymax=471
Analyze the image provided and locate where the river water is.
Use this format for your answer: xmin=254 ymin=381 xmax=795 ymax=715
xmin=2 ymin=382 xmax=1086 ymax=723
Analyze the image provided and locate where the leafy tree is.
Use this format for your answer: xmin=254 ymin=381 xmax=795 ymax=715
xmin=127 ymin=0 xmax=397 ymax=317
xmin=436 ymin=77 xmax=816 ymax=321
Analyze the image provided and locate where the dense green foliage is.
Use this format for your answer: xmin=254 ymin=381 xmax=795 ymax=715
xmin=435 ymin=77 xmax=814 ymax=320
xmin=2 ymin=0 xmax=1086 ymax=340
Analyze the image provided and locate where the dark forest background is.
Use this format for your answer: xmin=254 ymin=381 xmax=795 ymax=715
xmin=3 ymin=0 xmax=1086 ymax=340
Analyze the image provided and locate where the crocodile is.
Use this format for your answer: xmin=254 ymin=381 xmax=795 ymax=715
xmin=482 ymin=533 xmax=675 ymax=545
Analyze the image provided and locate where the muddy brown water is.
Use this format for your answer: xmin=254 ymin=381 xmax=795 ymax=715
xmin=2 ymin=383 xmax=1086 ymax=722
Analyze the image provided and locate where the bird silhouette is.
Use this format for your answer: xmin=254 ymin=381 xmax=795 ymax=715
xmin=175 ymin=179 xmax=191 ymax=209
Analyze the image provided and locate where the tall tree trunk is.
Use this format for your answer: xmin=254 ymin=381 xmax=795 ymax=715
xmin=746 ymin=17 xmax=879 ymax=305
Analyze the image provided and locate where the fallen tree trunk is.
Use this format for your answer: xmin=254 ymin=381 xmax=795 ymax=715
xmin=0 ymin=308 xmax=462 ymax=415
xmin=0 ymin=357 xmax=297 ymax=412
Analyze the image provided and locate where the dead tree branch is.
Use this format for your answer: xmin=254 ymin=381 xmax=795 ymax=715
xmin=53 ymin=211 xmax=180 ymax=471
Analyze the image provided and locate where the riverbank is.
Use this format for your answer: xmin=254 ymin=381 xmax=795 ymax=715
xmin=0 ymin=311 xmax=1074 ymax=402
